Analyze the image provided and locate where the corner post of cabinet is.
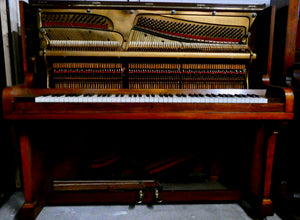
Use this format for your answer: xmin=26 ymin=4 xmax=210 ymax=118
xmin=249 ymin=123 xmax=278 ymax=217
xmin=260 ymin=127 xmax=278 ymax=216
xmin=19 ymin=128 xmax=42 ymax=220
xmin=20 ymin=130 xmax=33 ymax=203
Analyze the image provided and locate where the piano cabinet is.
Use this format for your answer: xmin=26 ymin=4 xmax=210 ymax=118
xmin=13 ymin=119 xmax=286 ymax=219
xmin=4 ymin=1 xmax=294 ymax=219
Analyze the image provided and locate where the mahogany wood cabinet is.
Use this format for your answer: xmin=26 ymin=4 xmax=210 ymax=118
xmin=2 ymin=1 xmax=295 ymax=219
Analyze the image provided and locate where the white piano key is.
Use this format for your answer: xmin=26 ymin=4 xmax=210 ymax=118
xmin=231 ymin=96 xmax=238 ymax=103
xmin=110 ymin=95 xmax=117 ymax=103
xmin=77 ymin=95 xmax=84 ymax=103
xmin=44 ymin=95 xmax=52 ymax=103
xmin=136 ymin=95 xmax=141 ymax=103
xmin=86 ymin=95 xmax=94 ymax=103
xmin=67 ymin=95 xmax=75 ymax=103
xmin=94 ymin=95 xmax=101 ymax=103
xmin=107 ymin=95 xmax=113 ymax=103
xmin=123 ymin=95 xmax=129 ymax=103
xmin=260 ymin=97 xmax=268 ymax=103
xmin=35 ymin=96 xmax=44 ymax=103
xmin=139 ymin=95 xmax=145 ymax=103
xmin=56 ymin=95 xmax=65 ymax=103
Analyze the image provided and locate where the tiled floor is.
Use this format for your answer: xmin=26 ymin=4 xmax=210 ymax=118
xmin=0 ymin=192 xmax=282 ymax=220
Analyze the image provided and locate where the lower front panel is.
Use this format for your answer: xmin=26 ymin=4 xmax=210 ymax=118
xmin=25 ymin=120 xmax=259 ymax=205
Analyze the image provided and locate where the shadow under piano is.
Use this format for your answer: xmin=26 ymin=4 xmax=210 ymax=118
xmin=1 ymin=1 xmax=294 ymax=219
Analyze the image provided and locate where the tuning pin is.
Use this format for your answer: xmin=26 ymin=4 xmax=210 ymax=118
xmin=239 ymin=32 xmax=251 ymax=44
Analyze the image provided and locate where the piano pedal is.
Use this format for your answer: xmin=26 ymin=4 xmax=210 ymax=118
xmin=136 ymin=188 xmax=162 ymax=204
xmin=137 ymin=189 xmax=144 ymax=204
xmin=154 ymin=188 xmax=163 ymax=203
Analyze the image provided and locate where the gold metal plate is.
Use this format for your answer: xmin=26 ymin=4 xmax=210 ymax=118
xmin=39 ymin=9 xmax=256 ymax=56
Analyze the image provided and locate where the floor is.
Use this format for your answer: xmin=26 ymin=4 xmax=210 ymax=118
xmin=0 ymin=192 xmax=282 ymax=220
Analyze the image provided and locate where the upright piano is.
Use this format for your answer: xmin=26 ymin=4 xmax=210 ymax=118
xmin=2 ymin=1 xmax=294 ymax=219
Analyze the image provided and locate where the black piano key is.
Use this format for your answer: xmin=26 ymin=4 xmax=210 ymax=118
xmin=83 ymin=94 xmax=93 ymax=97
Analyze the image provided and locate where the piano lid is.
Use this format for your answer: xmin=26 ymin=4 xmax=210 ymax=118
xmin=29 ymin=0 xmax=268 ymax=11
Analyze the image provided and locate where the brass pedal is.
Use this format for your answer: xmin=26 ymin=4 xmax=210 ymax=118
xmin=137 ymin=189 xmax=144 ymax=204
xmin=154 ymin=188 xmax=162 ymax=203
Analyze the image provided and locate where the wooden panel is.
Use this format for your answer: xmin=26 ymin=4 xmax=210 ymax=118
xmin=284 ymin=0 xmax=299 ymax=76
xmin=53 ymin=180 xmax=160 ymax=191
xmin=4 ymin=110 xmax=293 ymax=121
xmin=43 ymin=51 xmax=256 ymax=59
xmin=46 ymin=190 xmax=240 ymax=204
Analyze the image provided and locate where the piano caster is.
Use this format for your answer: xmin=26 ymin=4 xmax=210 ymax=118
xmin=154 ymin=188 xmax=163 ymax=203
xmin=137 ymin=190 xmax=144 ymax=204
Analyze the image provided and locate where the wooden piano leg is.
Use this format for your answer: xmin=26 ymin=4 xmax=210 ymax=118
xmin=250 ymin=125 xmax=265 ymax=197
xmin=20 ymin=132 xmax=43 ymax=220
xmin=249 ymin=124 xmax=278 ymax=217
xmin=261 ymin=130 xmax=278 ymax=216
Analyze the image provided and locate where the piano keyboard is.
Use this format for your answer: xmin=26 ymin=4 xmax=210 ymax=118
xmin=35 ymin=93 xmax=268 ymax=103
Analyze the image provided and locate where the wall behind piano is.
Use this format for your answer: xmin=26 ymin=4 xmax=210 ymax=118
xmin=0 ymin=0 xmax=22 ymax=207
xmin=269 ymin=0 xmax=300 ymax=219
xmin=0 ymin=0 xmax=23 ymax=87
xmin=270 ymin=0 xmax=290 ymax=85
